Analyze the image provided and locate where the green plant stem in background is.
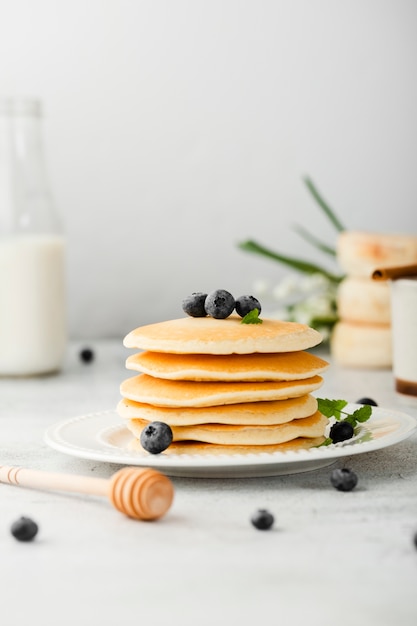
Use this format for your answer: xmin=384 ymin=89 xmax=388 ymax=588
xmin=238 ymin=239 xmax=343 ymax=283
xmin=303 ymin=177 xmax=346 ymax=233
xmin=292 ymin=223 xmax=337 ymax=257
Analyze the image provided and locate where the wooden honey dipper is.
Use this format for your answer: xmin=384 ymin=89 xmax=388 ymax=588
xmin=0 ymin=465 xmax=174 ymax=521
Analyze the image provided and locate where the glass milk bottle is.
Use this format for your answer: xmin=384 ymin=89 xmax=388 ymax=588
xmin=0 ymin=97 xmax=67 ymax=375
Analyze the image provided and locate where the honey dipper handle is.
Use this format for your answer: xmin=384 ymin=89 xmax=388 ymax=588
xmin=0 ymin=465 xmax=109 ymax=497
xmin=0 ymin=465 xmax=174 ymax=521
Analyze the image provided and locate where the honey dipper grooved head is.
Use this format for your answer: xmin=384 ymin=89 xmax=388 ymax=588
xmin=109 ymin=467 xmax=174 ymax=521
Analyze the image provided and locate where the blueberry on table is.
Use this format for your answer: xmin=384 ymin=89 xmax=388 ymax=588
xmin=330 ymin=468 xmax=358 ymax=492
xmin=140 ymin=421 xmax=173 ymax=454
xmin=11 ymin=517 xmax=39 ymax=542
xmin=329 ymin=421 xmax=354 ymax=443
xmin=182 ymin=292 xmax=208 ymax=317
xmin=79 ymin=348 xmax=94 ymax=363
xmin=235 ymin=295 xmax=262 ymax=318
xmin=204 ymin=289 xmax=235 ymax=319
xmin=356 ymin=397 xmax=378 ymax=407
xmin=251 ymin=509 xmax=274 ymax=530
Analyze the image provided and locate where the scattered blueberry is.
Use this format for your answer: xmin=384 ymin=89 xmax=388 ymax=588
xmin=329 ymin=421 xmax=354 ymax=443
xmin=140 ymin=421 xmax=173 ymax=454
xmin=10 ymin=517 xmax=39 ymax=542
xmin=330 ymin=468 xmax=358 ymax=492
xmin=235 ymin=295 xmax=262 ymax=318
xmin=251 ymin=509 xmax=275 ymax=530
xmin=204 ymin=289 xmax=235 ymax=319
xmin=356 ymin=397 xmax=378 ymax=407
xmin=80 ymin=348 xmax=94 ymax=363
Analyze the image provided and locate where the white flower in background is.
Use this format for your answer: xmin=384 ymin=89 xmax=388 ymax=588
xmin=299 ymin=273 xmax=331 ymax=294
xmin=252 ymin=278 xmax=272 ymax=297
xmin=272 ymin=275 xmax=300 ymax=300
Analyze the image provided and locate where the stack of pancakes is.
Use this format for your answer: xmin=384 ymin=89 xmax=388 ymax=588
xmin=117 ymin=315 xmax=330 ymax=455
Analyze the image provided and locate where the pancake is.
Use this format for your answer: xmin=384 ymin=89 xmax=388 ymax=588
xmin=337 ymin=231 xmax=417 ymax=277
xmin=337 ymin=277 xmax=391 ymax=324
xmin=117 ymin=394 xmax=318 ymax=426
xmin=128 ymin=411 xmax=327 ymax=445
xmin=125 ymin=350 xmax=329 ymax=381
xmin=128 ymin=435 xmax=326 ymax=455
xmin=331 ymin=321 xmax=392 ymax=368
xmin=120 ymin=373 xmax=324 ymax=408
xmin=123 ymin=315 xmax=322 ymax=355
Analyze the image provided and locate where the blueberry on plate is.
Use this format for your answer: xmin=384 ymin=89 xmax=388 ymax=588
xmin=80 ymin=347 xmax=94 ymax=363
xmin=235 ymin=295 xmax=262 ymax=318
xmin=329 ymin=421 xmax=354 ymax=443
xmin=140 ymin=421 xmax=173 ymax=454
xmin=330 ymin=468 xmax=358 ymax=492
xmin=356 ymin=397 xmax=378 ymax=406
xmin=204 ymin=289 xmax=235 ymax=319
xmin=182 ymin=292 xmax=208 ymax=317
xmin=251 ymin=509 xmax=274 ymax=530
xmin=11 ymin=516 xmax=39 ymax=542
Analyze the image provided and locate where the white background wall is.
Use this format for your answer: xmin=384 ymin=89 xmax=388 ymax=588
xmin=1 ymin=0 xmax=416 ymax=339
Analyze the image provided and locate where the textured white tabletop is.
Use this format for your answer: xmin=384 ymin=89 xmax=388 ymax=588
xmin=1 ymin=341 xmax=416 ymax=626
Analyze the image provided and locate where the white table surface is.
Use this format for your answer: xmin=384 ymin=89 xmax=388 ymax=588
xmin=1 ymin=340 xmax=416 ymax=626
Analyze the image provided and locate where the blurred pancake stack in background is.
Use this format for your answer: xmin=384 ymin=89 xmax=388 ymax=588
xmin=331 ymin=231 xmax=417 ymax=368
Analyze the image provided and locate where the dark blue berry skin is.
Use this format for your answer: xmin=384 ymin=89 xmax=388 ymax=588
xmin=356 ymin=397 xmax=378 ymax=407
xmin=235 ymin=295 xmax=262 ymax=318
xmin=329 ymin=421 xmax=354 ymax=443
xmin=182 ymin=292 xmax=208 ymax=317
xmin=330 ymin=468 xmax=358 ymax=492
xmin=251 ymin=509 xmax=274 ymax=530
xmin=11 ymin=517 xmax=39 ymax=542
xmin=140 ymin=421 xmax=173 ymax=454
xmin=80 ymin=348 xmax=94 ymax=363
xmin=204 ymin=289 xmax=235 ymax=319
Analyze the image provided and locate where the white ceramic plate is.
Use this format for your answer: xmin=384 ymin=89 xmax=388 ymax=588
xmin=44 ymin=405 xmax=416 ymax=478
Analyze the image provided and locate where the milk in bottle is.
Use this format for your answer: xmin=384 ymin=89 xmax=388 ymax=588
xmin=0 ymin=98 xmax=66 ymax=375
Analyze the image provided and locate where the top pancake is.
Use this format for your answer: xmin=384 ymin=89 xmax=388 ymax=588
xmin=126 ymin=350 xmax=329 ymax=381
xmin=123 ymin=315 xmax=323 ymax=355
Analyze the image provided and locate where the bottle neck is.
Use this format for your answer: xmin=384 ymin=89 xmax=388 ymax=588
xmin=0 ymin=98 xmax=61 ymax=236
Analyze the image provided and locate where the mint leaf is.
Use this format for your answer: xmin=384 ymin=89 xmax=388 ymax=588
xmin=241 ymin=308 xmax=263 ymax=324
xmin=317 ymin=437 xmax=333 ymax=447
xmin=351 ymin=405 xmax=372 ymax=423
xmin=317 ymin=398 xmax=348 ymax=419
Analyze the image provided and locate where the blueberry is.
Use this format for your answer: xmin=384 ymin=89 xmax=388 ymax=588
xmin=80 ymin=348 xmax=94 ymax=363
xmin=182 ymin=292 xmax=208 ymax=317
xmin=204 ymin=289 xmax=235 ymax=319
xmin=356 ymin=397 xmax=378 ymax=407
xmin=10 ymin=517 xmax=39 ymax=542
xmin=235 ymin=295 xmax=262 ymax=318
xmin=413 ymin=532 xmax=417 ymax=549
xmin=329 ymin=421 xmax=354 ymax=443
xmin=251 ymin=509 xmax=274 ymax=530
xmin=330 ymin=468 xmax=358 ymax=492
xmin=140 ymin=421 xmax=173 ymax=454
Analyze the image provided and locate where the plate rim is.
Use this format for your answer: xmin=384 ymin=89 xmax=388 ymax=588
xmin=44 ymin=404 xmax=417 ymax=477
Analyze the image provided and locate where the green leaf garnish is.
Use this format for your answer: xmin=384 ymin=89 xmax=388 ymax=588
xmin=317 ymin=398 xmax=348 ymax=419
xmin=316 ymin=398 xmax=373 ymax=445
xmin=241 ymin=308 xmax=263 ymax=324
